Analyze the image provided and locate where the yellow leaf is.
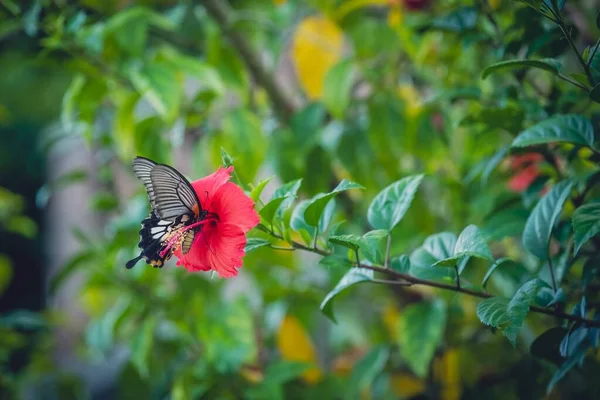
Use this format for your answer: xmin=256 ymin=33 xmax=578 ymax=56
xmin=80 ymin=286 xmax=108 ymax=317
xmin=433 ymin=348 xmax=462 ymax=400
xmin=489 ymin=0 xmax=502 ymax=10
xmin=388 ymin=7 xmax=403 ymax=27
xmin=397 ymin=84 xmax=422 ymax=118
xmin=273 ymin=0 xmax=286 ymax=5
xmin=276 ymin=315 xmax=322 ymax=383
xmin=382 ymin=302 xmax=400 ymax=339
xmin=292 ymin=16 xmax=344 ymax=100
xmin=390 ymin=373 xmax=425 ymax=398
xmin=240 ymin=365 xmax=264 ymax=383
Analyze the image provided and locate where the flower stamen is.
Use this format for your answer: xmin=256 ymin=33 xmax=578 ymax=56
xmin=159 ymin=217 xmax=218 ymax=258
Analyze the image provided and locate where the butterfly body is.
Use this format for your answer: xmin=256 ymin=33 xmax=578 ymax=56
xmin=126 ymin=157 xmax=213 ymax=269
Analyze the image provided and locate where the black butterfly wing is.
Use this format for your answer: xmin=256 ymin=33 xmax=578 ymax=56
xmin=126 ymin=211 xmax=196 ymax=269
xmin=150 ymin=164 xmax=202 ymax=220
xmin=132 ymin=157 xmax=158 ymax=210
xmin=132 ymin=156 xmax=202 ymax=221
xmin=127 ymin=157 xmax=203 ymax=269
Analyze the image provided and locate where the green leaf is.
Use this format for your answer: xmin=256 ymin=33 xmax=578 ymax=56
xmin=85 ymin=299 xmax=129 ymax=356
xmin=113 ymin=92 xmax=139 ymax=159
xmin=346 ymin=346 xmax=389 ymax=398
xmin=23 ymin=1 xmax=41 ymax=36
xmin=0 ymin=255 xmax=12 ymax=296
xmin=504 ymin=279 xmax=542 ymax=344
xmin=260 ymin=197 xmax=290 ymax=226
xmin=323 ymin=59 xmax=355 ymax=119
xmin=0 ymin=310 xmax=46 ymax=330
xmin=320 ymin=268 xmax=374 ymax=322
xmin=423 ymin=232 xmax=456 ymax=260
xmin=290 ymin=103 xmax=326 ymax=151
xmin=328 ymin=234 xmax=361 ymax=252
xmin=131 ymin=317 xmax=156 ymax=378
xmin=476 ymin=279 xmax=543 ymax=345
xmin=547 ymin=341 xmax=590 ymax=394
xmin=536 ymin=287 xmax=564 ymax=307
xmin=367 ymin=174 xmax=424 ymax=231
xmin=213 ymin=109 xmax=267 ymax=183
xmin=272 ymin=179 xmax=303 ymax=201
xmin=200 ymin=299 xmax=256 ymax=373
xmin=482 ymin=58 xmax=562 ymax=79
xmin=429 ymin=6 xmax=477 ymax=32
xmin=360 ymin=230 xmax=389 ymax=264
xmin=476 ymin=297 xmax=510 ymax=328
xmin=410 ymin=232 xmax=457 ymax=268
xmin=481 ymin=258 xmax=511 ymax=288
xmin=328 ymin=230 xmax=388 ymax=263
xmin=590 ymin=84 xmax=600 ymax=104
xmin=244 ymin=238 xmax=271 ymax=253
xmin=512 ymin=115 xmax=596 ymax=150
xmin=264 ymin=361 xmax=311 ymax=384
xmin=290 ymin=200 xmax=312 ymax=245
xmin=454 ymin=224 xmax=492 ymax=259
xmin=250 ymin=177 xmax=272 ymax=202
xmin=49 ymin=251 xmax=94 ymax=295
xmin=542 ymin=0 xmax=565 ymax=11
xmin=523 ymin=180 xmax=574 ymax=260
xmin=434 ymin=225 xmax=493 ymax=266
xmin=160 ymin=47 xmax=224 ymax=95
xmin=130 ymin=63 xmax=181 ymax=120
xmin=572 ymin=203 xmax=600 ymax=255
xmin=304 ymin=179 xmax=364 ymax=227
xmin=397 ymin=300 xmax=447 ymax=378
xmin=390 ymin=255 xmax=411 ymax=273
xmin=482 ymin=146 xmax=510 ymax=184
xmin=319 ymin=255 xmax=353 ymax=269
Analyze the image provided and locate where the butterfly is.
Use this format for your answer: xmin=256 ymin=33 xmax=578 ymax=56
xmin=126 ymin=157 xmax=214 ymax=269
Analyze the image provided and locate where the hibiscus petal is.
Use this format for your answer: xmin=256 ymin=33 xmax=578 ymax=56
xmin=205 ymin=223 xmax=247 ymax=278
xmin=190 ymin=166 xmax=233 ymax=210
xmin=211 ymin=182 xmax=260 ymax=233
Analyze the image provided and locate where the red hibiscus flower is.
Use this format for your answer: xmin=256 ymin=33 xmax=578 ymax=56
xmin=507 ymin=153 xmax=543 ymax=193
xmin=173 ymin=166 xmax=259 ymax=278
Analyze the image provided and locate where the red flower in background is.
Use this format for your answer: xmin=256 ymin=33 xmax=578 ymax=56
xmin=507 ymin=153 xmax=544 ymax=192
xmin=174 ymin=166 xmax=259 ymax=278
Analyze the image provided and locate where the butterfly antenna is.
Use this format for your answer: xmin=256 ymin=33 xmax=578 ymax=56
xmin=204 ymin=190 xmax=216 ymax=212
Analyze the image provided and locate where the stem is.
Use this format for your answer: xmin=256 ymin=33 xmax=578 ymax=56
xmin=384 ymin=233 xmax=392 ymax=268
xmin=587 ymin=39 xmax=600 ymax=68
xmin=313 ymin=226 xmax=318 ymax=250
xmin=557 ymin=73 xmax=590 ymax=91
xmin=557 ymin=22 xmax=595 ymax=86
xmin=371 ymin=278 xmax=412 ymax=286
xmin=263 ymin=228 xmax=600 ymax=327
xmin=269 ymin=245 xmax=295 ymax=251
xmin=202 ymin=0 xmax=297 ymax=121
xmin=547 ymin=256 xmax=558 ymax=294
xmin=455 ymin=264 xmax=461 ymax=290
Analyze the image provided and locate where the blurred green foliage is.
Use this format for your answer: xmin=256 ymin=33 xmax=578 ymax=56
xmin=2 ymin=0 xmax=600 ymax=399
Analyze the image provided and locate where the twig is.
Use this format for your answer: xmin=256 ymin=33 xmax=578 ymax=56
xmin=261 ymin=226 xmax=600 ymax=327
xmin=557 ymin=21 xmax=595 ymax=87
xmin=201 ymin=0 xmax=297 ymax=121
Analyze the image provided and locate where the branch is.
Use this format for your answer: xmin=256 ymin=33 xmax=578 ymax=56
xmin=263 ymin=226 xmax=600 ymax=327
xmin=202 ymin=0 xmax=297 ymax=121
